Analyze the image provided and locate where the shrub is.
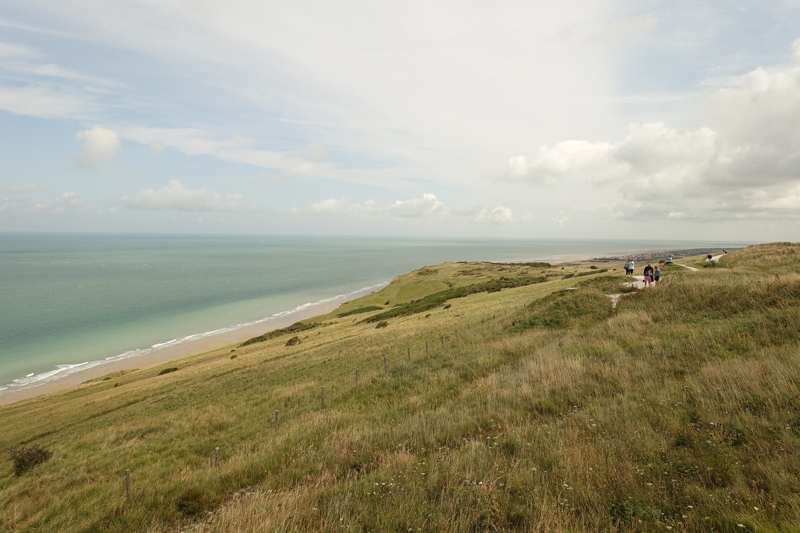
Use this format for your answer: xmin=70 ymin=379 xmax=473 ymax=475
xmin=158 ymin=367 xmax=177 ymax=375
xmin=285 ymin=336 xmax=300 ymax=346
xmin=241 ymin=321 xmax=323 ymax=346
xmin=362 ymin=275 xmax=548 ymax=322
xmin=8 ymin=443 xmax=52 ymax=476
xmin=337 ymin=306 xmax=383 ymax=318
xmin=375 ymin=321 xmax=388 ymax=329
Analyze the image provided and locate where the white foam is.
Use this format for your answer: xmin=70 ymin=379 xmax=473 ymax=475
xmin=0 ymin=281 xmax=389 ymax=396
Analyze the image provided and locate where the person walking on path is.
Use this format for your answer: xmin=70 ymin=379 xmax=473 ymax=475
xmin=624 ymin=259 xmax=632 ymax=276
xmin=654 ymin=265 xmax=661 ymax=286
xmin=628 ymin=259 xmax=635 ymax=276
xmin=643 ymin=263 xmax=654 ymax=287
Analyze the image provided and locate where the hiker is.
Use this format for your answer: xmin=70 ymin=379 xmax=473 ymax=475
xmin=643 ymin=263 xmax=654 ymax=287
xmin=628 ymin=259 xmax=635 ymax=276
xmin=624 ymin=259 xmax=632 ymax=276
xmin=654 ymin=265 xmax=661 ymax=286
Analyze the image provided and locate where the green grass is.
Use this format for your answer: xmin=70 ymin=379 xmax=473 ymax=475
xmin=2 ymin=246 xmax=800 ymax=532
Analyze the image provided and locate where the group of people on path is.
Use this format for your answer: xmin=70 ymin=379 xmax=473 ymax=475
xmin=624 ymin=257 xmax=668 ymax=287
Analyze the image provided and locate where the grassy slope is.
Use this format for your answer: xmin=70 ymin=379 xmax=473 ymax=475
xmin=2 ymin=247 xmax=800 ymax=532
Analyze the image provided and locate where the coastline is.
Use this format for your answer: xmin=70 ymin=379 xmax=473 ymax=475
xmin=0 ymin=245 xmax=718 ymax=408
xmin=0 ymin=282 xmax=388 ymax=407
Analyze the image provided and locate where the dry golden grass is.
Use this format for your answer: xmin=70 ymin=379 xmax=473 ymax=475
xmin=2 ymin=247 xmax=800 ymax=532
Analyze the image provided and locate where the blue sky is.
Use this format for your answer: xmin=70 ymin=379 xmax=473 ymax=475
xmin=1 ymin=1 xmax=800 ymax=240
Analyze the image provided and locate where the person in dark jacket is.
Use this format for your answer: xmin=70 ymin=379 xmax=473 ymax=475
xmin=643 ymin=263 xmax=654 ymax=287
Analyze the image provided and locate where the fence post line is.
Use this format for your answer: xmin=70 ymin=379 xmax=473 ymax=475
xmin=321 ymin=386 xmax=325 ymax=409
xmin=125 ymin=469 xmax=130 ymax=498
xmin=275 ymin=410 xmax=279 ymax=432
xmin=215 ymin=447 xmax=220 ymax=468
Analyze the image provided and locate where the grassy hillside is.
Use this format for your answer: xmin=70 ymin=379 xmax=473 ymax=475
xmin=2 ymin=246 xmax=800 ymax=532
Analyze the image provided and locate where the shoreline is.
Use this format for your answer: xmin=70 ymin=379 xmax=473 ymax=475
xmin=0 ymin=246 xmax=719 ymax=408
xmin=0 ymin=282 xmax=389 ymax=407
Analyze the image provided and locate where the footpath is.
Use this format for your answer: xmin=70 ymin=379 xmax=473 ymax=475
xmin=607 ymin=257 xmax=711 ymax=308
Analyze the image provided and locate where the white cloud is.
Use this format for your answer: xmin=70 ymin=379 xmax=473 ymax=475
xmin=0 ymin=42 xmax=40 ymax=60
xmin=505 ymin=40 xmax=800 ymax=221
xmin=0 ymin=85 xmax=88 ymax=119
xmin=308 ymin=193 xmax=449 ymax=219
xmin=303 ymin=142 xmax=326 ymax=162
xmin=475 ymin=206 xmax=513 ymax=224
xmin=74 ymin=125 xmax=121 ymax=168
xmin=121 ymin=180 xmax=255 ymax=212
xmin=9 ymin=183 xmax=40 ymax=193
xmin=572 ymin=202 xmax=623 ymax=219
xmin=147 ymin=140 xmax=165 ymax=155
xmin=549 ymin=215 xmax=571 ymax=226
xmin=0 ymin=191 xmax=96 ymax=215
xmin=306 ymin=194 xmax=517 ymax=226
xmin=121 ymin=127 xmax=325 ymax=176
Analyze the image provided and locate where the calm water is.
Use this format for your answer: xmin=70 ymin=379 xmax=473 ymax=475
xmin=0 ymin=234 xmax=745 ymax=395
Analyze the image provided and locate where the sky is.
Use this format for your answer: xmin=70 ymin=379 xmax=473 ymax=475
xmin=1 ymin=1 xmax=799 ymax=240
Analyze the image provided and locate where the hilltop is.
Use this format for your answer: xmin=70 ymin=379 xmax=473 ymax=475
xmin=1 ymin=244 xmax=799 ymax=532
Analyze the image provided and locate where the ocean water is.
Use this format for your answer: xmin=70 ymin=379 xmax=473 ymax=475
xmin=0 ymin=234 xmax=745 ymax=396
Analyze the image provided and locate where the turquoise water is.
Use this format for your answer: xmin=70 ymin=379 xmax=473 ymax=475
xmin=0 ymin=234 xmax=746 ymax=395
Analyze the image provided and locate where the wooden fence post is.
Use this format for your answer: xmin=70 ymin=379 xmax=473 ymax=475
xmin=468 ymin=324 xmax=471 ymax=334
xmin=426 ymin=341 xmax=428 ymax=354
xmin=384 ymin=356 xmax=387 ymax=373
xmin=355 ymin=368 xmax=359 ymax=386
xmin=215 ymin=447 xmax=220 ymax=468
xmin=321 ymin=386 xmax=325 ymax=409
xmin=441 ymin=334 xmax=444 ymax=346
xmin=275 ymin=410 xmax=279 ymax=432
xmin=407 ymin=346 xmax=410 ymax=361
xmin=125 ymin=469 xmax=130 ymax=498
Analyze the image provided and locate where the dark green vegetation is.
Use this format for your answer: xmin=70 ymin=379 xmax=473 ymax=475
xmin=2 ymin=244 xmax=800 ymax=532
xmin=362 ymin=275 xmax=549 ymax=323
xmin=241 ymin=321 xmax=322 ymax=346
xmin=337 ymin=305 xmax=383 ymax=318
xmin=7 ymin=444 xmax=52 ymax=477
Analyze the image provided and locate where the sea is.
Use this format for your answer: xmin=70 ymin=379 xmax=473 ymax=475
xmin=0 ymin=234 xmax=747 ymax=400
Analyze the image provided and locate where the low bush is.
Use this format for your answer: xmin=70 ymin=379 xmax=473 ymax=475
xmin=363 ymin=275 xmax=548 ymax=323
xmin=285 ymin=336 xmax=300 ymax=346
xmin=241 ymin=321 xmax=322 ymax=346
xmin=337 ymin=306 xmax=383 ymax=318
xmin=8 ymin=443 xmax=52 ymax=476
